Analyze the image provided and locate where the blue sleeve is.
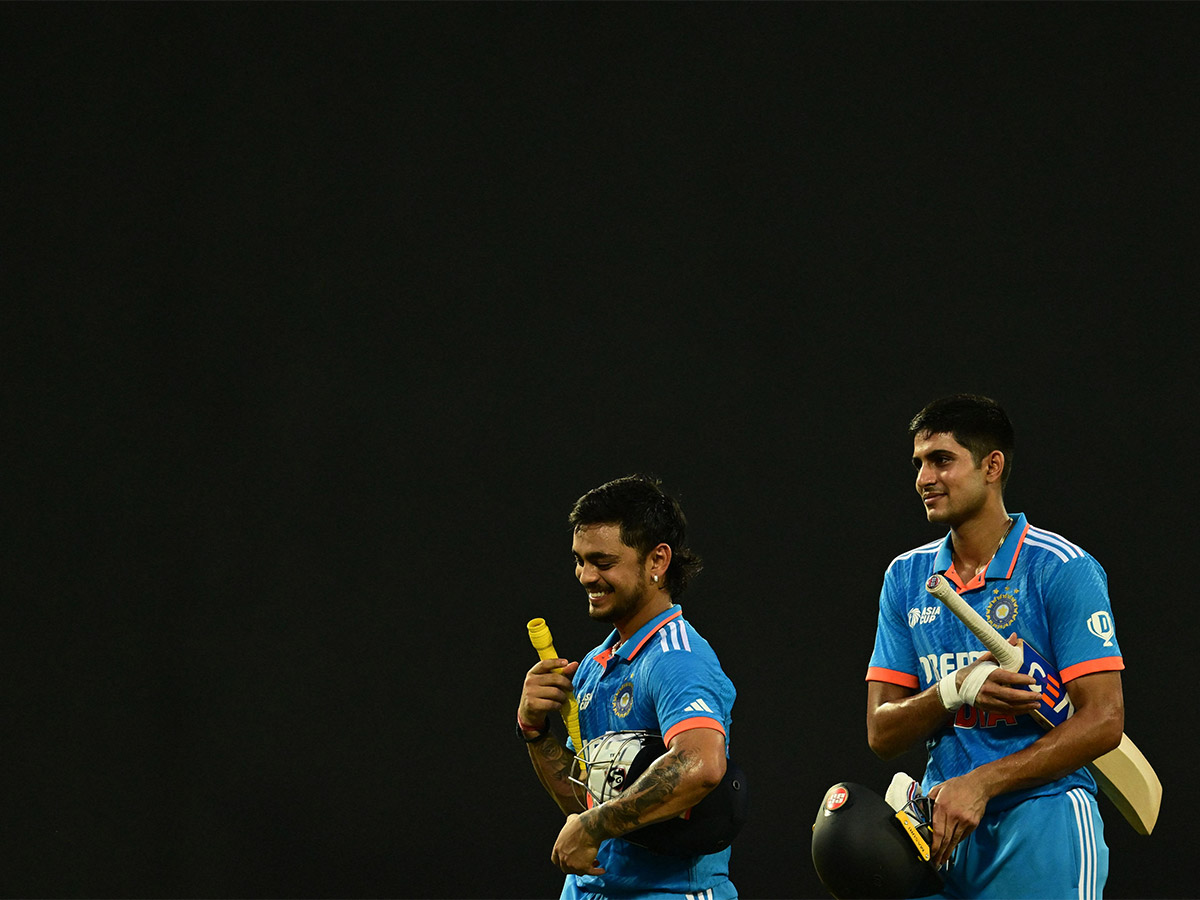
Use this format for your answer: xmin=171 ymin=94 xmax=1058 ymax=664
xmin=868 ymin=568 xmax=920 ymax=686
xmin=646 ymin=631 xmax=735 ymax=747
xmin=1044 ymin=554 xmax=1123 ymax=674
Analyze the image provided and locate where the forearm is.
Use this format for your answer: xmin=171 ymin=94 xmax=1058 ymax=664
xmin=969 ymin=705 xmax=1124 ymax=800
xmin=868 ymin=683 xmax=954 ymax=759
xmin=577 ymin=744 xmax=723 ymax=842
xmin=527 ymin=733 xmax=586 ymax=815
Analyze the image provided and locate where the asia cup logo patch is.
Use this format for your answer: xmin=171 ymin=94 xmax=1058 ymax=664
xmin=986 ymin=588 xmax=1020 ymax=630
xmin=611 ymin=680 xmax=635 ymax=718
xmin=908 ymin=606 xmax=941 ymax=627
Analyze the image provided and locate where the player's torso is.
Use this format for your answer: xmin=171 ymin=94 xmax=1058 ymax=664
xmin=905 ymin=568 xmax=1053 ymax=696
xmin=891 ymin=540 xmax=1102 ymax=803
xmin=569 ymin=614 xmax=736 ymax=895
xmin=575 ymin=641 xmax=669 ymax=741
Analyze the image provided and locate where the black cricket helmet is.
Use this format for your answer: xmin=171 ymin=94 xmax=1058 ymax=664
xmin=574 ymin=730 xmax=749 ymax=857
xmin=811 ymin=782 xmax=943 ymax=899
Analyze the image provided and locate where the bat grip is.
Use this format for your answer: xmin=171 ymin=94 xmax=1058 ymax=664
xmin=527 ymin=618 xmax=586 ymax=765
xmin=925 ymin=575 xmax=1022 ymax=670
xmin=527 ymin=618 xmax=556 ymax=658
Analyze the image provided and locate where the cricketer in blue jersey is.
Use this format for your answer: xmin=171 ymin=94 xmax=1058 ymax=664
xmin=518 ymin=475 xmax=740 ymax=900
xmin=866 ymin=395 xmax=1125 ymax=900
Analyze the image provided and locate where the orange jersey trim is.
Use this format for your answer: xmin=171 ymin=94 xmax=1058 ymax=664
xmin=866 ymin=666 xmax=920 ymax=689
xmin=944 ymin=563 xmax=978 ymax=592
xmin=1060 ymin=656 xmax=1124 ymax=683
xmin=663 ymin=716 xmax=726 ymax=747
xmin=1004 ymin=521 xmax=1032 ymax=578
xmin=625 ymin=609 xmax=684 ymax=660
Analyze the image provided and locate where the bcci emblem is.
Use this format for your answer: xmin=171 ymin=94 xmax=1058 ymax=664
xmin=987 ymin=588 xmax=1020 ymax=630
xmin=612 ymin=681 xmax=635 ymax=718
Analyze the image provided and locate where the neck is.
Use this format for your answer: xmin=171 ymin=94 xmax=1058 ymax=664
xmin=615 ymin=592 xmax=673 ymax=644
xmin=951 ymin=506 xmax=1012 ymax=571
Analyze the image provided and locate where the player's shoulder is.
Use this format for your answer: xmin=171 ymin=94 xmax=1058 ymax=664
xmin=637 ymin=615 xmax=734 ymax=694
xmin=1020 ymin=523 xmax=1098 ymax=568
xmin=637 ymin=614 xmax=721 ymax=666
xmin=884 ymin=537 xmax=943 ymax=577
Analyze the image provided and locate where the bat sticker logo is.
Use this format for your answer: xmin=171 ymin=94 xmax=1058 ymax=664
xmin=1087 ymin=611 xmax=1116 ymax=646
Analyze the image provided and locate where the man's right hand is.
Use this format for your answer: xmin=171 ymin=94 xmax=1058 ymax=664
xmin=967 ymin=637 xmax=1043 ymax=716
xmin=518 ymin=658 xmax=580 ymax=732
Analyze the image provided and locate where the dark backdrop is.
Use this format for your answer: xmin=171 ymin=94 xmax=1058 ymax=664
xmin=6 ymin=4 xmax=1196 ymax=898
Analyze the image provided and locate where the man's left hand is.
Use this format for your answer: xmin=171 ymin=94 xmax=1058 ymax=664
xmin=551 ymin=813 xmax=606 ymax=876
xmin=927 ymin=773 xmax=989 ymax=868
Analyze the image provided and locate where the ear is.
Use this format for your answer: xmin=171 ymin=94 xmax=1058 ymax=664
xmin=647 ymin=543 xmax=673 ymax=583
xmin=984 ymin=450 xmax=1006 ymax=485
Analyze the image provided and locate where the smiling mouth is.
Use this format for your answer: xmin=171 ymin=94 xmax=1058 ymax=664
xmin=587 ymin=590 xmax=609 ymax=601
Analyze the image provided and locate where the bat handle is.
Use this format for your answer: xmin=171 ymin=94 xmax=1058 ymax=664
xmin=527 ymin=618 xmax=586 ymax=772
xmin=925 ymin=574 xmax=1023 ymax=670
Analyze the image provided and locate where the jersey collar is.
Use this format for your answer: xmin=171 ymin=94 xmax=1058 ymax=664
xmin=934 ymin=513 xmax=1031 ymax=590
xmin=593 ymin=604 xmax=684 ymax=667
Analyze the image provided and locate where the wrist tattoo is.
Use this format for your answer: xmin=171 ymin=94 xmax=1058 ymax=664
xmin=534 ymin=735 xmax=577 ymax=784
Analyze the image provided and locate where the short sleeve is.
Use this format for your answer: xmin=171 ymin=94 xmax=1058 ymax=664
xmin=1044 ymin=555 xmax=1124 ymax=681
xmin=644 ymin=627 xmax=734 ymax=747
xmin=867 ymin=573 xmax=920 ymax=689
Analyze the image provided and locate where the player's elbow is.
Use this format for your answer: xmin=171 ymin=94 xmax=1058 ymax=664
xmin=1095 ymin=703 xmax=1124 ymax=757
xmin=1075 ymin=675 xmax=1124 ymax=757
xmin=868 ymin=737 xmax=904 ymax=761
xmin=866 ymin=720 xmax=904 ymax=761
xmin=693 ymin=753 xmax=727 ymax=794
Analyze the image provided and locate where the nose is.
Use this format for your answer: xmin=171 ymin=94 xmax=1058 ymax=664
xmin=578 ymin=563 xmax=598 ymax=585
xmin=916 ymin=461 xmax=936 ymax=489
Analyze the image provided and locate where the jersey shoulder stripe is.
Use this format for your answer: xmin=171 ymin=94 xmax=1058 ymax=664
xmin=886 ymin=539 xmax=942 ymax=573
xmin=1023 ymin=534 xmax=1087 ymax=564
xmin=1023 ymin=536 xmax=1073 ymax=563
xmin=656 ymin=618 xmax=693 ymax=654
xmin=1026 ymin=526 xmax=1084 ymax=558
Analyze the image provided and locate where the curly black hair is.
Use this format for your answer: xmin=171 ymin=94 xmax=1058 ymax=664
xmin=568 ymin=474 xmax=703 ymax=598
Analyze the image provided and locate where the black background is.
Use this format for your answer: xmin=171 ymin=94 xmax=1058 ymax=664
xmin=6 ymin=4 xmax=1197 ymax=898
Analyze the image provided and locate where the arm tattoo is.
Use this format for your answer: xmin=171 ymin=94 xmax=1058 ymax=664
xmin=584 ymin=747 xmax=696 ymax=841
xmin=527 ymin=734 xmax=585 ymax=813
xmin=534 ymin=734 xmax=577 ymax=785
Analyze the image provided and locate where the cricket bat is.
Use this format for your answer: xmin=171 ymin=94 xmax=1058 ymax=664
xmin=924 ymin=573 xmax=1161 ymax=834
xmin=527 ymin=617 xmax=585 ymax=776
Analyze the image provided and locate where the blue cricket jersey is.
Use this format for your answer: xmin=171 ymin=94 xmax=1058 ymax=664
xmin=867 ymin=514 xmax=1124 ymax=812
xmin=567 ymin=604 xmax=737 ymax=897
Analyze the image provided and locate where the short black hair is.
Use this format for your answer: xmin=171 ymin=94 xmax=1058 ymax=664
xmin=908 ymin=394 xmax=1015 ymax=486
xmin=568 ymin=474 xmax=702 ymax=598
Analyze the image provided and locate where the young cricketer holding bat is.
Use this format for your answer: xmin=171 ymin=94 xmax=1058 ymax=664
xmin=866 ymin=395 xmax=1126 ymax=898
xmin=517 ymin=475 xmax=739 ymax=900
